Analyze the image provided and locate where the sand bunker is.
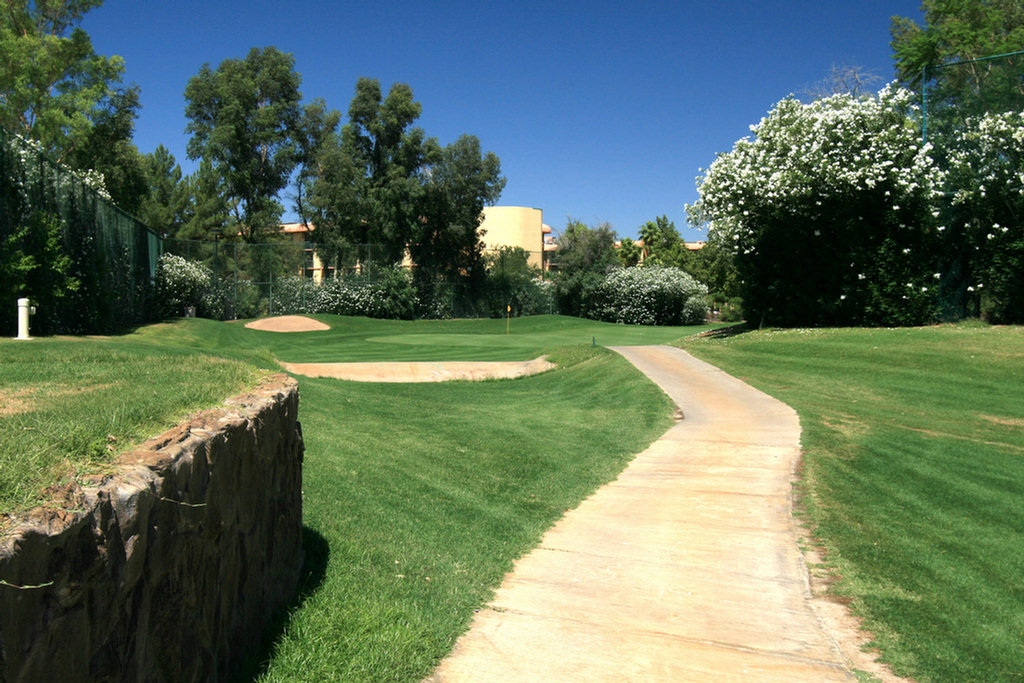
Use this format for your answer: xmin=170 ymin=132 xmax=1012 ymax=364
xmin=280 ymin=357 xmax=554 ymax=383
xmin=244 ymin=315 xmax=330 ymax=332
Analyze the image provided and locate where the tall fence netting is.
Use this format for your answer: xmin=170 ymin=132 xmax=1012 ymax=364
xmin=0 ymin=128 xmax=160 ymax=335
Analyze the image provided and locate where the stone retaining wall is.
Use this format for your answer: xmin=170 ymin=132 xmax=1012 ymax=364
xmin=0 ymin=374 xmax=304 ymax=683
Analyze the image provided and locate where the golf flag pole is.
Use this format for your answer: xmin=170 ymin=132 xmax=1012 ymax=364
xmin=506 ymin=304 xmax=510 ymax=335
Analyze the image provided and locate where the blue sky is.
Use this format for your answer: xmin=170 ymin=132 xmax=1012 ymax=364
xmin=83 ymin=0 xmax=922 ymax=240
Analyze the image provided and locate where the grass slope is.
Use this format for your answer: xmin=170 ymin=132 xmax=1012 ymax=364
xmin=255 ymin=346 xmax=674 ymax=682
xmin=0 ymin=335 xmax=267 ymax=510
xmin=682 ymin=324 xmax=1024 ymax=683
xmin=2 ymin=316 xmax=692 ymax=681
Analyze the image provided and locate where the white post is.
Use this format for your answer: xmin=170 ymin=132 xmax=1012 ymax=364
xmin=16 ymin=298 xmax=31 ymax=340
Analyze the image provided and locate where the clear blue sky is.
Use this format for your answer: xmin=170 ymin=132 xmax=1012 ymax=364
xmin=82 ymin=0 xmax=922 ymax=240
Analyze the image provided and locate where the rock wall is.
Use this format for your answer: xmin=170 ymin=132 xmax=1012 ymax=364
xmin=0 ymin=374 xmax=304 ymax=683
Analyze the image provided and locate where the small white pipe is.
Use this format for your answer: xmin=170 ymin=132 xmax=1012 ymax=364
xmin=16 ymin=298 xmax=31 ymax=340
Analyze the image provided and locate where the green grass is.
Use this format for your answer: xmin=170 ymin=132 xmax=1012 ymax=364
xmin=0 ymin=335 xmax=268 ymax=510
xmin=253 ymin=345 xmax=674 ymax=682
xmin=1 ymin=315 xmax=695 ymax=681
xmin=227 ymin=314 xmax=718 ymax=362
xmin=681 ymin=324 xmax=1024 ymax=683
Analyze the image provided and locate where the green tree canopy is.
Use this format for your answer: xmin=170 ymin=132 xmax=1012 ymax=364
xmin=0 ymin=0 xmax=132 ymax=164
xmin=307 ymin=77 xmax=504 ymax=288
xmin=414 ymin=133 xmax=505 ymax=285
xmin=638 ymin=215 xmax=688 ymax=267
xmin=184 ymin=46 xmax=303 ymax=241
xmin=308 ymin=77 xmax=432 ymax=267
xmin=554 ymin=218 xmax=618 ymax=276
xmin=892 ymin=1 xmax=1024 ymax=127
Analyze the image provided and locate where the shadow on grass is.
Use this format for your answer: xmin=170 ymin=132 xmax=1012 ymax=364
xmin=696 ymin=322 xmax=751 ymax=339
xmin=233 ymin=526 xmax=330 ymax=683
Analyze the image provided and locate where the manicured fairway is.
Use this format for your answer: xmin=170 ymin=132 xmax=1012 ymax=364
xmin=682 ymin=324 xmax=1024 ymax=683
xmin=1 ymin=316 xmax=693 ymax=683
xmin=229 ymin=314 xmax=718 ymax=362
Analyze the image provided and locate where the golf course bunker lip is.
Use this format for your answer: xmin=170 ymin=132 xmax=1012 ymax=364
xmin=280 ymin=357 xmax=555 ymax=382
xmin=244 ymin=315 xmax=330 ymax=332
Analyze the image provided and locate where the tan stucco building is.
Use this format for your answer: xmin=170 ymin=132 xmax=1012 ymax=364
xmin=479 ymin=206 xmax=554 ymax=271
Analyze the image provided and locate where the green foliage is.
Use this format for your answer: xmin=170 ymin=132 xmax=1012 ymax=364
xmin=482 ymin=246 xmax=554 ymax=317
xmin=185 ymin=46 xmax=303 ymax=241
xmin=638 ymin=215 xmax=688 ymax=267
xmin=308 ymin=78 xmax=431 ymax=266
xmin=591 ymin=266 xmax=708 ymax=326
xmin=0 ymin=210 xmax=79 ymax=333
xmin=269 ymin=267 xmax=419 ymax=320
xmin=943 ymin=110 xmax=1024 ymax=322
xmin=616 ymin=236 xmax=641 ymax=267
xmin=683 ymin=324 xmax=1024 ymax=683
xmin=690 ymin=86 xmax=943 ymax=327
xmin=891 ymin=1 xmax=1024 ymax=92
xmin=1 ymin=128 xmax=156 ymax=334
xmin=136 ymin=145 xmax=189 ymax=236
xmin=684 ymin=238 xmax=741 ymax=305
xmin=553 ymin=218 xmax=618 ymax=276
xmin=308 ymin=78 xmax=505 ymax=302
xmin=0 ymin=0 xmax=129 ymax=164
xmin=413 ymin=133 xmax=505 ymax=288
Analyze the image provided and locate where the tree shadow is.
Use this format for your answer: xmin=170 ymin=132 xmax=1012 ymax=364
xmin=233 ymin=525 xmax=330 ymax=683
xmin=698 ymin=322 xmax=752 ymax=339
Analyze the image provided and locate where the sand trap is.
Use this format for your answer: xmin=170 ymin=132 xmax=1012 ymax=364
xmin=244 ymin=315 xmax=330 ymax=332
xmin=280 ymin=357 xmax=555 ymax=382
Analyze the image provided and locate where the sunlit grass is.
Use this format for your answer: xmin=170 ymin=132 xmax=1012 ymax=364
xmin=681 ymin=324 xmax=1024 ymax=683
xmin=253 ymin=346 xmax=674 ymax=682
xmin=0 ymin=336 xmax=268 ymax=511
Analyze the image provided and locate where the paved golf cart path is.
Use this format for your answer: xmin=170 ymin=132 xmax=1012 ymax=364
xmin=428 ymin=345 xmax=856 ymax=683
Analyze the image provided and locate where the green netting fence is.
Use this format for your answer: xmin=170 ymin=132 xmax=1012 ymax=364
xmin=1 ymin=128 xmax=161 ymax=335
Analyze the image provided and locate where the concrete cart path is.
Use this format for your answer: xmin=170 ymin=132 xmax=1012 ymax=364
xmin=427 ymin=345 xmax=855 ymax=683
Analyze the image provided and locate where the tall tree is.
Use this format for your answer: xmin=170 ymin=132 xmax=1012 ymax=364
xmin=0 ymin=0 xmax=132 ymax=164
xmin=308 ymin=78 xmax=431 ymax=266
xmin=638 ymin=215 xmax=687 ymax=267
xmin=413 ymin=133 xmax=505 ymax=285
xmin=184 ymin=46 xmax=302 ymax=241
xmin=293 ymin=97 xmax=341 ymax=226
xmin=136 ymin=144 xmax=188 ymax=237
xmin=892 ymin=0 xmax=1024 ymax=125
xmin=178 ymin=159 xmax=233 ymax=241
xmin=552 ymin=218 xmax=618 ymax=317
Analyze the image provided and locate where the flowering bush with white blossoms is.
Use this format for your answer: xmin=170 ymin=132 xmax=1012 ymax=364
xmin=689 ymin=85 xmax=944 ymax=326
xmin=591 ymin=266 xmax=708 ymax=326
xmin=942 ymin=110 xmax=1024 ymax=322
xmin=271 ymin=266 xmax=419 ymax=320
xmin=154 ymin=254 xmax=213 ymax=318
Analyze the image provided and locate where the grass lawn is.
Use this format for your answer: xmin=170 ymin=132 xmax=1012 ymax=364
xmin=0 ymin=334 xmax=269 ymax=510
xmin=219 ymin=313 xmax=719 ymax=362
xmin=1 ymin=315 xmax=695 ymax=681
xmin=681 ymin=324 xmax=1024 ymax=683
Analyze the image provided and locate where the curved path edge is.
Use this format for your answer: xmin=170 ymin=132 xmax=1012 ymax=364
xmin=427 ymin=345 xmax=856 ymax=682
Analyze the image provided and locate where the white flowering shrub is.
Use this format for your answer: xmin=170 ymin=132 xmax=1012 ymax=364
xmin=154 ymin=254 xmax=212 ymax=317
xmin=689 ymin=85 xmax=944 ymax=326
xmin=943 ymin=110 xmax=1024 ymax=322
xmin=592 ymin=266 xmax=708 ymax=326
xmin=271 ymin=266 xmax=419 ymax=320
